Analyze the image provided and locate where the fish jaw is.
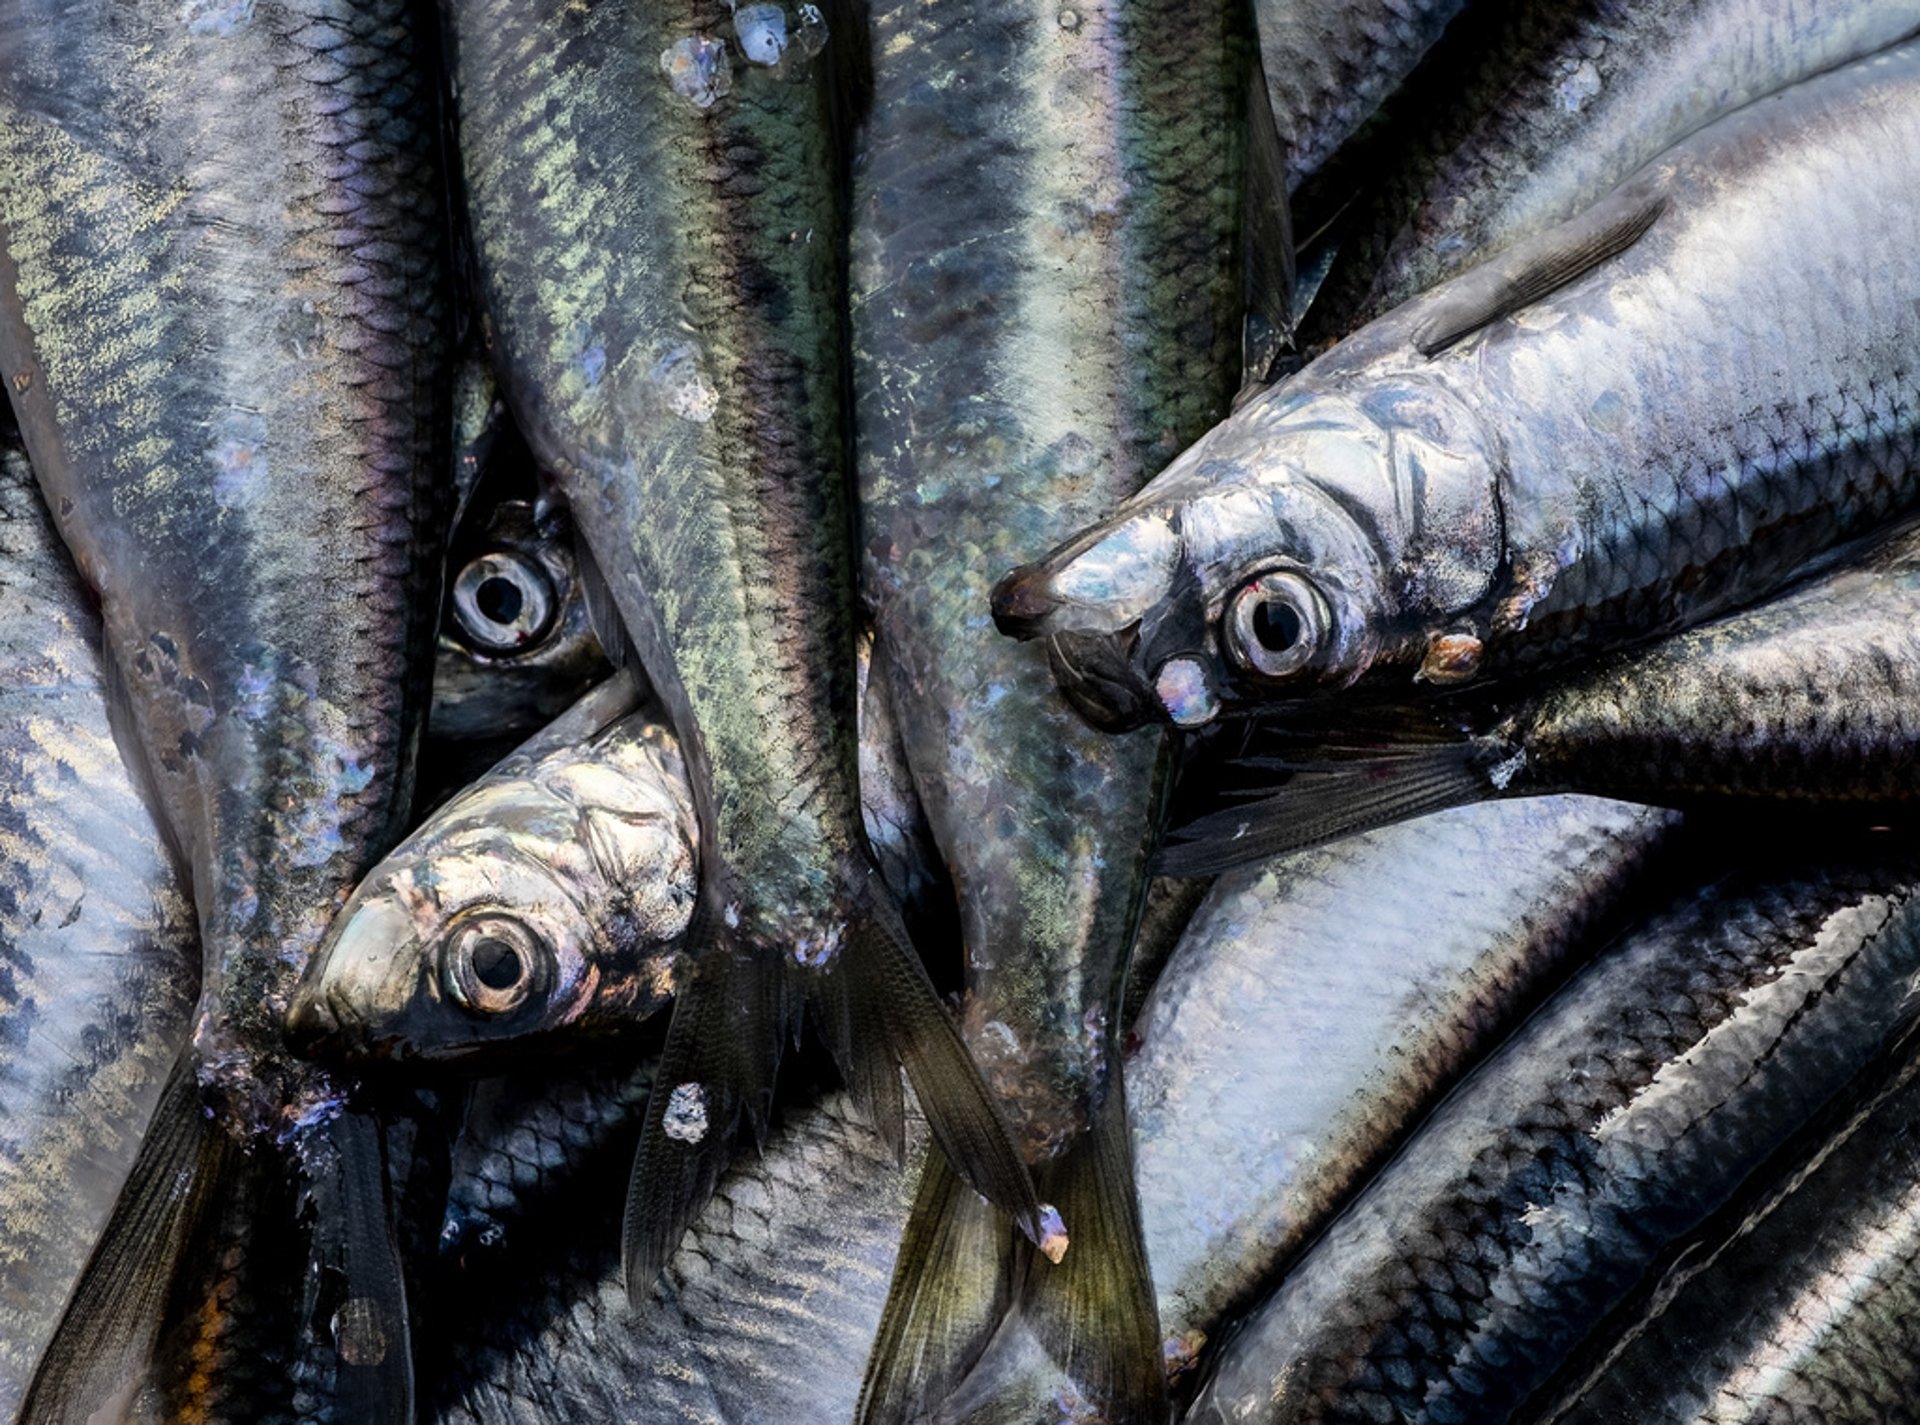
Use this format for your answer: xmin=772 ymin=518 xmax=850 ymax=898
xmin=992 ymin=382 xmax=1505 ymax=728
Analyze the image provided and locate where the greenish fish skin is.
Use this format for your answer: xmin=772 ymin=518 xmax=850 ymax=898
xmin=297 ymin=635 xmax=939 ymax=1070
xmin=1187 ymin=835 xmax=1920 ymax=1425
xmin=1542 ymin=1053 xmax=1920 ymax=1425
xmin=1253 ymin=0 xmax=1466 ymax=195
xmin=996 ymin=42 xmax=1920 ymax=735
xmin=855 ymin=0 xmax=1245 ymax=1161
xmin=0 ymin=441 xmax=197 ymax=1416
xmin=1310 ymin=0 xmax=1920 ymax=337
xmin=0 ymin=0 xmax=449 ymax=1134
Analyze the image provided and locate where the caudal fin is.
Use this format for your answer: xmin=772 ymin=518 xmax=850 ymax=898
xmin=1020 ymin=1080 xmax=1169 ymax=1423
xmin=21 ymin=1049 xmax=228 ymax=1423
xmin=856 ymin=1150 xmax=1018 ymax=1425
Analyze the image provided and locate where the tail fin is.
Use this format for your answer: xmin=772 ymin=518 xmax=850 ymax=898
xmin=1020 ymin=1080 xmax=1169 ymax=1423
xmin=1158 ymin=718 xmax=1500 ymax=877
xmin=856 ymin=1150 xmax=1019 ymax=1425
xmin=21 ymin=1049 xmax=228 ymax=1423
xmin=621 ymin=892 xmax=793 ymax=1301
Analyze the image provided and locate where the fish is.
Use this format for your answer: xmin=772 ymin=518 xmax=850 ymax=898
xmin=441 ymin=0 xmax=1042 ymax=1293
xmin=297 ymin=631 xmax=949 ymax=1067
xmin=0 ymin=1 xmax=450 ymax=1415
xmin=1185 ymin=831 xmax=1920 ymax=1425
xmin=992 ymin=40 xmax=1920 ymax=739
xmin=1306 ymin=0 xmax=1920 ymax=340
xmin=1539 ymin=1046 xmax=1920 ymax=1425
xmin=1159 ymin=524 xmax=1920 ymax=875
xmin=1253 ymin=0 xmax=1466 ymax=196
xmin=0 ymin=438 xmax=198 ymax=1416
xmin=850 ymin=0 xmax=1258 ymax=1416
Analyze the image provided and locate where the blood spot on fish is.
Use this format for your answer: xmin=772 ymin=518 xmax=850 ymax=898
xmin=207 ymin=410 xmax=270 ymax=509
xmin=660 ymin=36 xmax=733 ymax=110
xmin=1553 ymin=58 xmax=1603 ymax=114
xmin=331 ymin=1297 xmax=389 ymax=1367
xmin=649 ymin=343 xmax=720 ymax=423
xmin=734 ymin=4 xmax=788 ymax=66
xmin=179 ymin=0 xmax=255 ymax=35
xmin=663 ymin=1082 xmax=710 ymax=1143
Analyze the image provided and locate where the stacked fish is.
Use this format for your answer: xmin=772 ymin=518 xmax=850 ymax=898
xmin=2 ymin=2 xmax=1919 ymax=1423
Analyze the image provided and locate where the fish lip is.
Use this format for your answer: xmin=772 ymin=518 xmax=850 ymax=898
xmin=989 ymin=561 xmax=1060 ymax=640
xmin=1045 ymin=630 xmax=1158 ymax=732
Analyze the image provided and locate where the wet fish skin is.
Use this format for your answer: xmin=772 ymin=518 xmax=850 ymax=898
xmin=1310 ymin=0 xmax=1920 ymax=338
xmin=996 ymin=43 xmax=1920 ymax=734
xmin=0 ymin=441 xmax=197 ymax=1415
xmin=1187 ymin=834 xmax=1920 ymax=1425
xmin=1254 ymin=0 xmax=1466 ymax=195
xmin=1542 ymin=1052 xmax=1920 ymax=1425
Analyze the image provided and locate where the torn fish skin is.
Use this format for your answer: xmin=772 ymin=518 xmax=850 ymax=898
xmin=1187 ymin=833 xmax=1920 ymax=1425
xmin=1539 ymin=1047 xmax=1920 ymax=1425
xmin=851 ymin=0 xmax=1252 ymax=1417
xmin=996 ymin=41 xmax=1920 ymax=736
xmin=0 ymin=439 xmax=197 ymax=1416
xmin=1160 ymin=524 xmax=1920 ymax=876
xmin=1306 ymin=0 xmax=1920 ymax=341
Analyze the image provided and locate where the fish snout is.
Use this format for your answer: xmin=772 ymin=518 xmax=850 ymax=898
xmin=989 ymin=560 xmax=1064 ymax=640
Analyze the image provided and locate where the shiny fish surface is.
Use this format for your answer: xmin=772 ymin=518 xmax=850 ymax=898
xmin=0 ymin=442 xmax=196 ymax=1415
xmin=1188 ymin=836 xmax=1920 ymax=1425
xmin=1311 ymin=0 xmax=1920 ymax=335
xmin=996 ymin=42 xmax=1920 ymax=736
xmin=1544 ymin=1051 xmax=1920 ymax=1425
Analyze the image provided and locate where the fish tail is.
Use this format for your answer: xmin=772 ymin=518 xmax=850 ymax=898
xmin=836 ymin=870 xmax=1046 ymax=1245
xmin=855 ymin=1149 xmax=1019 ymax=1425
xmin=622 ymin=887 xmax=793 ymax=1301
xmin=21 ymin=1047 xmax=230 ymax=1423
xmin=1158 ymin=716 xmax=1501 ymax=876
xmin=1019 ymin=1078 xmax=1170 ymax=1423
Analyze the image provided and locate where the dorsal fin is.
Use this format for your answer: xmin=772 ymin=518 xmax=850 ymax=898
xmin=1413 ymin=186 xmax=1669 ymax=357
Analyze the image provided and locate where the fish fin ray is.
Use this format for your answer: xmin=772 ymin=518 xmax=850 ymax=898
xmin=570 ymin=531 xmax=638 ymax=672
xmin=22 ymin=1049 xmax=228 ymax=1424
xmin=845 ymin=875 xmax=1044 ymax=1243
xmin=1019 ymin=1083 xmax=1170 ymax=1424
xmin=856 ymin=1151 xmax=1018 ymax=1425
xmin=1239 ymin=45 xmax=1296 ymax=394
xmin=1414 ymin=188 xmax=1669 ymax=356
xmin=1157 ymin=735 xmax=1495 ymax=876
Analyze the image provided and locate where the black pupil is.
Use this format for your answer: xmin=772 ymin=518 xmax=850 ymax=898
xmin=471 ymin=936 xmax=524 ymax=990
xmin=476 ymin=575 xmax=524 ymax=627
xmin=1252 ymin=597 xmax=1303 ymax=653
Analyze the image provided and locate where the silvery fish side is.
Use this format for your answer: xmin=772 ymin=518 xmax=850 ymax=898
xmin=1309 ymin=0 xmax=1920 ymax=337
xmin=996 ymin=42 xmax=1920 ymax=737
xmin=0 ymin=2 xmax=450 ymax=1415
xmin=1160 ymin=525 xmax=1920 ymax=877
xmin=0 ymin=442 xmax=196 ymax=1416
xmin=851 ymin=1 xmax=1250 ymax=1416
xmin=1541 ymin=1051 xmax=1920 ymax=1425
xmin=1187 ymin=835 xmax=1920 ymax=1425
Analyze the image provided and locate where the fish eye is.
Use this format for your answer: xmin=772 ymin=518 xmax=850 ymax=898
xmin=442 ymin=914 xmax=551 ymax=1017
xmin=451 ymin=550 xmax=558 ymax=654
xmin=1223 ymin=570 xmax=1329 ymax=681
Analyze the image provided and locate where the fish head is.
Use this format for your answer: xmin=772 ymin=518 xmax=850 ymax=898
xmin=289 ymin=735 xmax=696 ymax=1065
xmin=990 ymin=381 xmax=1503 ymax=729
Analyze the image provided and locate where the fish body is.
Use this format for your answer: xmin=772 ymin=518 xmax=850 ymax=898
xmin=0 ymin=441 xmax=197 ymax=1414
xmin=851 ymin=0 xmax=1251 ymax=1414
xmin=0 ymin=1 xmax=449 ymax=1413
xmin=1161 ymin=526 xmax=1920 ymax=875
xmin=443 ymin=0 xmax=1040 ymax=1284
xmin=1187 ymin=835 xmax=1920 ymax=1425
xmin=1312 ymin=0 xmax=1920 ymax=336
xmin=1542 ymin=1052 xmax=1920 ymax=1425
xmin=996 ymin=42 xmax=1920 ymax=737
xmin=1254 ymin=0 xmax=1466 ymax=195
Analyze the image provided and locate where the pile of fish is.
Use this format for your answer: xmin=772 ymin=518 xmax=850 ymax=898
xmin=2 ymin=1 xmax=1919 ymax=1422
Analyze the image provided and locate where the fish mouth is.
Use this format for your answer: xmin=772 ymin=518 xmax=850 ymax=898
xmin=1045 ymin=629 xmax=1158 ymax=732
